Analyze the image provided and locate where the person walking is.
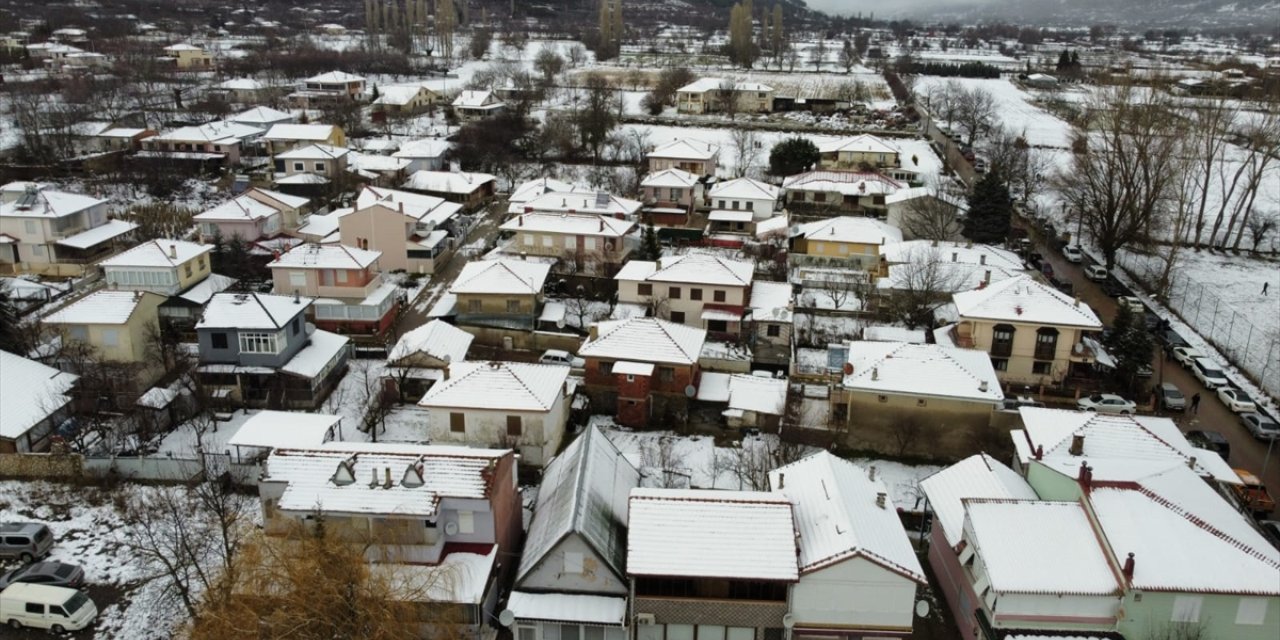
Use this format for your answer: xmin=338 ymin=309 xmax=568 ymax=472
xmin=1191 ymin=392 xmax=1202 ymax=415
xmin=1264 ymin=282 xmax=1270 ymax=296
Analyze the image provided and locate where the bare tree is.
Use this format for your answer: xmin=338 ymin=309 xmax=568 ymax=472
xmin=881 ymin=246 xmax=968 ymax=328
xmin=714 ymin=436 xmax=808 ymax=491
xmin=1184 ymin=98 xmax=1237 ymax=247
xmin=899 ymin=185 xmax=963 ymax=241
xmin=809 ymin=271 xmax=867 ymax=311
xmin=892 ymin=417 xmax=926 ymax=457
xmin=954 ymin=86 xmax=996 ymax=145
xmin=1244 ymin=209 xmax=1279 ymax=254
xmin=1224 ymin=109 xmax=1280 ymax=250
xmin=810 ymin=39 xmax=827 ymax=72
xmin=714 ymin=80 xmax=740 ymax=121
xmin=784 ymin=42 xmax=801 ymax=72
xmin=839 ymin=40 xmax=859 ymax=73
xmin=729 ymin=127 xmax=760 ymax=178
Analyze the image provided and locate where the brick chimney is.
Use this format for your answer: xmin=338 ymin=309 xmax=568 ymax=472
xmin=979 ymin=254 xmax=987 ymax=265
xmin=875 ymin=492 xmax=887 ymax=509
xmin=1077 ymin=462 xmax=1093 ymax=493
xmin=777 ymin=473 xmax=785 ymax=489
xmin=1070 ymin=434 xmax=1085 ymax=456
xmin=1122 ymin=552 xmax=1135 ymax=581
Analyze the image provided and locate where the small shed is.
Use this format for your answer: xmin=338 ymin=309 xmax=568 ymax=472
xmin=226 ymin=410 xmax=342 ymax=463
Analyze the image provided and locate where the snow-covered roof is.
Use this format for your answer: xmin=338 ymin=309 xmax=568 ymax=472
xmin=580 ymin=317 xmax=707 ymax=366
xmin=676 ymin=77 xmax=774 ymax=93
xmin=842 ymin=341 xmax=1003 ymax=404
xmin=219 ymin=78 xmax=268 ymax=91
xmin=920 ymin=453 xmax=1037 ymax=547
xmin=863 ymin=326 xmax=926 ymax=343
xmin=347 ymin=151 xmax=412 ymax=177
xmin=163 ymin=43 xmax=203 ymax=52
xmin=518 ymin=191 xmax=642 ymax=217
xmin=392 ymin=138 xmax=451 ymax=160
xmin=953 ymin=275 xmax=1101 ymax=328
xmin=419 ymin=361 xmax=567 ymax=413
xmin=506 ymin=591 xmax=626 ymax=625
xmin=748 ymin=280 xmax=793 ymax=324
xmin=877 ymin=260 xmax=1025 ymax=294
xmin=100 ymin=239 xmax=210 ymax=269
xmin=727 ymin=375 xmax=787 ymax=416
xmin=648 ymin=139 xmax=719 ymax=161
xmin=517 ymin=425 xmax=639 ymax=585
xmin=451 ymin=90 xmax=503 ymax=108
xmin=268 ymin=243 xmax=379 ymax=270
xmin=227 ymin=410 xmax=340 ymax=451
xmin=0 ymin=350 xmax=77 ymax=441
xmin=355 ymin=186 xmax=461 ymax=225
xmin=629 ymin=252 xmax=754 ymax=287
xmin=708 ymin=177 xmax=780 ymax=201
xmin=0 ymin=184 xmax=105 ymax=219
xmin=44 ymin=290 xmax=158 ymax=326
xmin=372 ymin=84 xmax=433 ymax=106
xmin=402 ymin=170 xmax=495 ymax=194
xmin=97 ymin=128 xmax=149 ymax=139
xmin=275 ymin=173 xmax=330 ymax=186
xmin=264 ymin=441 xmax=508 ymax=517
xmin=275 ymin=143 xmax=348 ymax=161
xmin=136 ymin=385 xmax=179 ymax=409
xmin=387 ymin=319 xmax=473 ymax=365
xmin=305 ymin=70 xmax=364 ymax=84
xmin=817 ymin=134 xmax=900 ymax=156
xmin=795 ymin=216 xmax=902 ymax=246
xmin=500 ymin=212 xmax=635 ymax=238
xmin=178 ymin=273 xmax=236 ymax=305
xmin=229 ymin=105 xmax=292 ymax=125
xmin=279 ymin=329 xmax=349 ymax=378
xmin=509 ymin=178 xmax=586 ymax=204
xmin=640 ymin=168 xmax=699 ymax=188
xmin=151 ymin=120 xmax=263 ymax=144
xmin=195 ymin=190 xmax=304 ymax=222
xmin=770 ymin=452 xmax=925 ymax=582
xmin=450 ymin=259 xmax=550 ymax=295
xmin=964 ymin=500 xmax=1119 ymax=595
xmin=196 ymin=292 xmax=310 ymax=330
xmin=53 ymin=219 xmax=137 ymax=249
xmin=782 ymin=171 xmax=904 ymax=197
xmin=627 ymin=488 xmax=798 ymax=581
xmin=262 ymin=123 xmax=339 ymax=142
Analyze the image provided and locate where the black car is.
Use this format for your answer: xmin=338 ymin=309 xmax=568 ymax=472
xmin=1101 ymin=279 xmax=1129 ymax=297
xmin=1185 ymin=430 xmax=1230 ymax=461
xmin=1159 ymin=328 xmax=1188 ymax=348
xmin=1049 ymin=275 xmax=1074 ymax=295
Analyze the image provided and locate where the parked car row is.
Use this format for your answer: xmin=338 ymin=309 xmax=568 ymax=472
xmin=1 ymin=522 xmax=96 ymax=633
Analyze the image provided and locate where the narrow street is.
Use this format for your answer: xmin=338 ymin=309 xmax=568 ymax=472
xmin=1027 ymin=220 xmax=1279 ymax=518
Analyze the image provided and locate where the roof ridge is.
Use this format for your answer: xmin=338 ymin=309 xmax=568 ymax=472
xmin=652 ymin=318 xmax=697 ymax=361
xmin=504 ymin=362 xmax=555 ymax=410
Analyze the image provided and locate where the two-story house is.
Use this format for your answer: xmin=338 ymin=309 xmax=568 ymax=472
xmin=951 ymin=275 xmax=1103 ymax=385
xmin=195 ymin=292 xmax=350 ymax=409
xmin=0 ymin=349 xmax=78 ymax=454
xmin=451 ymin=90 xmax=506 ymax=120
xmin=782 ymin=171 xmax=906 ymax=218
xmin=647 ymin=139 xmax=719 ymax=176
xmin=274 ymin=144 xmax=350 ymax=186
xmin=139 ymin=120 xmax=265 ymax=166
xmin=0 ymin=182 xmax=134 ymax=273
xmin=401 ymin=170 xmax=497 ymax=211
xmin=392 ymin=138 xmax=452 ymax=173
xmin=163 ymin=43 xmax=214 ymax=69
xmin=449 ymin=258 xmax=551 ymax=335
xmin=640 ymin=168 xmax=703 ymax=216
xmin=267 ymin=243 xmax=400 ymax=336
xmin=216 ymin=81 xmax=279 ymax=106
xmin=746 ymin=281 xmax=793 ymax=368
xmin=288 ymin=71 xmax=366 ymax=108
xmin=578 ymin=317 xmax=706 ymax=427
xmin=817 ymin=134 xmax=902 ymax=171
xmin=499 ymin=212 xmax=636 ymax=276
xmin=385 ymin=319 xmax=474 ymax=398
xmin=791 ymin=217 xmax=903 ymax=271
xmin=515 ymin=191 xmax=643 ymax=219
xmin=339 ymin=186 xmax=463 ymax=273
xmin=628 ymin=488 xmax=798 ymax=636
xmin=769 ymin=451 xmax=927 ymax=639
xmin=615 ymin=252 xmax=754 ymax=338
xmin=418 ymin=361 xmax=571 ymax=467
xmin=507 ymin=425 xmax=638 ymax=637
xmin=42 ymin=290 xmax=168 ymax=392
xmin=194 ymin=188 xmax=311 ymax=241
xmin=675 ymin=78 xmax=774 ymax=114
xmin=261 ymin=124 xmax=345 ymax=156
xmin=707 ymin=177 xmax=780 ymax=220
xmin=101 ymin=239 xmax=212 ymax=296
xmin=257 ymin=441 xmax=520 ymax=633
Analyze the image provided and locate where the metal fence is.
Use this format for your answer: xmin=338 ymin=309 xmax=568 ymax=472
xmin=1116 ymin=252 xmax=1280 ymax=399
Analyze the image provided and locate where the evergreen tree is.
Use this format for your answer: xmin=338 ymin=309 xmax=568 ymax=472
xmin=0 ymin=281 xmax=28 ymax=355
xmin=640 ymin=224 xmax=661 ymax=260
xmin=1056 ymin=50 xmax=1071 ymax=70
xmin=962 ymin=171 xmax=1013 ymax=243
xmin=1107 ymin=306 xmax=1154 ymax=391
xmin=768 ymin=137 xmax=819 ymax=176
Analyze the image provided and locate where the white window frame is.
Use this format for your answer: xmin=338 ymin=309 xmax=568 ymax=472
xmin=238 ymin=331 xmax=283 ymax=355
xmin=542 ymin=235 xmax=553 ymax=247
xmin=1236 ymin=597 xmax=1268 ymax=625
xmin=584 ymin=237 xmax=597 ymax=251
xmin=457 ymin=510 xmax=474 ymax=534
xmin=288 ymin=271 xmax=306 ymax=287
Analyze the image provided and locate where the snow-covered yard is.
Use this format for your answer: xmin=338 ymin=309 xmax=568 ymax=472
xmin=915 ymin=76 xmax=1073 ymax=150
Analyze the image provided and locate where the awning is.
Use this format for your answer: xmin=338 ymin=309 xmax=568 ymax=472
xmin=55 ymin=219 xmax=138 ymax=249
xmin=701 ymin=308 xmax=741 ymax=322
xmin=613 ymin=360 xmax=654 ymax=377
xmin=708 ymin=209 xmax=754 ymax=222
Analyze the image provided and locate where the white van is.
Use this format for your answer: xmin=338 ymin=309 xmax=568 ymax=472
xmin=1 ymin=583 xmax=97 ymax=633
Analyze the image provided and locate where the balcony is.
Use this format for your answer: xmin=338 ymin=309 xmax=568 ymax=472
xmin=1034 ymin=344 xmax=1057 ymax=361
xmin=992 ymin=341 xmax=1014 ymax=358
xmin=315 ymin=273 xmax=383 ymax=300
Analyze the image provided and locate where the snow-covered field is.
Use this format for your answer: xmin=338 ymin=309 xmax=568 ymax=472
xmin=915 ymin=76 xmax=1073 ymax=150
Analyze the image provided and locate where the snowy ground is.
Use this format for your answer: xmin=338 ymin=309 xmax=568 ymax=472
xmin=915 ymin=76 xmax=1073 ymax=150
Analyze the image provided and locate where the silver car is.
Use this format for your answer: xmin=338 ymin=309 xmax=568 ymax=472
xmin=0 ymin=562 xmax=84 ymax=590
xmin=0 ymin=523 xmax=53 ymax=564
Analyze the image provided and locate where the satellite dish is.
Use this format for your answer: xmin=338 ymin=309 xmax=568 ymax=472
xmin=556 ymin=317 xmax=566 ymax=329
xmin=684 ymin=384 xmax=697 ymax=398
xmin=442 ymin=354 xmax=452 ymax=363
xmin=444 ymin=521 xmax=459 ymax=536
xmin=842 ymin=362 xmax=854 ymax=376
xmin=781 ymin=613 xmax=795 ymax=629
xmin=915 ymin=599 xmax=930 ymax=618
xmin=498 ymin=609 xmax=516 ymax=627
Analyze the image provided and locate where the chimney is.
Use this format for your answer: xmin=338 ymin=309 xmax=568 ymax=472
xmin=168 ymin=243 xmax=177 ymax=259
xmin=1121 ymin=552 xmax=1135 ymax=581
xmin=871 ymin=366 xmax=879 ymax=381
xmin=588 ymin=324 xmax=599 ymax=340
xmin=368 ymin=468 xmax=379 ymax=488
xmin=1015 ymin=304 xmax=1024 ymax=316
xmin=398 ymin=202 xmax=404 ymax=214
xmin=442 ymin=365 xmax=451 ymax=380
xmin=293 ymin=290 xmax=301 ymax=303
xmin=778 ymin=473 xmax=785 ymax=489
xmin=518 ymin=215 xmax=523 ymax=226
xmin=1034 ymin=444 xmax=1044 ymax=460
xmin=868 ymin=466 xmax=877 ymax=482
xmin=951 ymin=252 xmax=958 ymax=262
xmin=599 ymin=218 xmax=604 ymax=232
xmin=875 ymin=492 xmax=887 ymax=509
xmin=979 ymin=254 xmax=987 ymax=265
xmin=979 ymin=380 xmax=989 ymax=392
xmin=1074 ymin=297 xmax=1081 ymax=308
xmin=1187 ymin=456 xmax=1197 ymax=470
xmin=984 ymin=270 xmax=992 ymax=284
xmin=383 ymin=467 xmax=393 ymax=489
xmin=1069 ymin=434 xmax=1085 ymax=456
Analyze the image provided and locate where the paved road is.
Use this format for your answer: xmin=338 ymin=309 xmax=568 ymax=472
xmin=1025 ymin=220 xmax=1279 ymax=518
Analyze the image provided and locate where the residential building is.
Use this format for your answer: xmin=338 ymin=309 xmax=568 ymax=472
xmin=628 ymin=488 xmax=797 ymax=636
xmin=267 ymin=244 xmax=401 ymax=336
xmin=392 ymin=138 xmax=452 ymax=173
xmin=769 ymin=451 xmax=927 ymax=638
xmin=194 ymin=188 xmax=311 ymax=241
xmin=746 ymin=280 xmax=793 ymax=367
xmin=449 ymin=258 xmax=551 ymax=333
xmin=262 ymin=123 xmax=345 ymax=155
xmin=675 ymin=78 xmax=775 ymax=114
xmin=214 ymin=80 xmax=277 ymax=105
xmin=951 ymin=275 xmax=1103 ymax=385
xmin=640 ymin=168 xmax=702 ymax=212
xmin=451 ymin=90 xmax=506 ymax=120
xmin=615 ymin=252 xmax=754 ymax=338
xmin=100 ymin=239 xmax=212 ymax=296
xmin=707 ymin=177 xmax=780 ymax=220
xmin=498 ymin=212 xmax=636 ymax=275
xmin=139 ymin=120 xmax=264 ymax=166
xmin=695 ymin=372 xmax=788 ymax=430
xmin=288 ymin=71 xmax=366 ymax=108
xmin=257 ymin=441 xmax=520 ymax=632
xmin=647 ymin=139 xmax=719 ymax=176
xmin=578 ymin=317 xmax=706 ymax=427
xmin=347 ymin=151 xmax=412 ymax=186
xmin=401 ymin=170 xmax=496 ymax=211
xmin=514 ymin=191 xmax=642 ymax=218
xmin=42 ymin=290 xmax=167 ymax=390
xmin=89 ymin=127 xmax=154 ymax=153
xmin=418 ymin=361 xmax=571 ymax=466
xmin=816 ymin=134 xmax=902 ymax=170
xmin=229 ymin=106 xmax=295 ymax=129
xmin=339 ymin=186 xmax=463 ymax=273
xmin=385 ymin=319 xmax=474 ymax=398
xmin=791 ymin=216 xmax=903 ymax=270
xmin=274 ymin=144 xmax=350 ymax=183
xmin=883 ymin=188 xmax=964 ymax=238
xmin=508 ymin=178 xmax=585 ymax=211
xmin=158 ymin=273 xmax=237 ymax=332
xmin=162 ymin=43 xmax=214 ymax=69
xmin=507 ymin=425 xmax=638 ymax=637
xmin=0 ymin=182 xmax=135 ymax=274
xmin=782 ymin=171 xmax=905 ymax=218
xmin=0 ymin=350 xmax=77 ymax=454
xmin=195 ymin=292 xmax=350 ymax=409
xmin=371 ymin=83 xmax=439 ymax=114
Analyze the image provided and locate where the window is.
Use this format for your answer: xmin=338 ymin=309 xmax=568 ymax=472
xmin=449 ymin=413 xmax=465 ymax=433
xmin=518 ymin=629 xmax=537 ymax=640
xmin=585 ymin=237 xmax=597 ymax=251
xmin=718 ymin=200 xmax=726 ymax=209
xmin=731 ymin=200 xmax=740 ymax=210
xmin=101 ymin=329 xmax=119 ymax=347
xmin=670 ymin=188 xmax=682 ymax=200
xmin=667 ymin=625 xmax=694 ymax=640
xmin=336 ymin=269 xmax=348 ymax=284
xmin=291 ymin=317 xmax=300 ymax=335
xmin=670 ymin=311 xmax=685 ymax=323
xmin=626 ymin=374 xmax=635 ymax=382
xmin=1237 ymin=597 xmax=1269 ymax=625
xmin=598 ymin=361 xmax=613 ymax=375
xmin=766 ymin=324 xmax=780 ymax=337
xmin=542 ymin=235 xmax=553 ymax=247
xmin=184 ymin=264 xmax=193 ymax=278
xmin=917 ymin=398 xmax=928 ymax=407
xmin=25 ymin=603 xmax=44 ymax=614
xmin=564 ymin=551 xmax=583 ymax=574
xmin=211 ymin=332 xmax=229 ymax=349
xmin=32 ymin=245 xmax=46 ymax=257
xmin=522 ymin=234 xmax=533 ymax=246
xmin=293 ymin=162 xmax=304 ymax=172
xmin=839 ymin=243 xmax=849 ymax=254
xmin=658 ymin=367 xmax=675 ymax=383
xmin=239 ymin=332 xmax=282 ymax=354
xmin=713 ymin=290 xmax=726 ymax=302
xmin=506 ymin=415 xmax=522 ymax=437
xmin=992 ymin=324 xmax=1015 ymax=357
xmin=457 ymin=510 xmax=474 ymax=534
xmin=1035 ymin=327 xmax=1059 ymax=360
xmin=1032 ymin=361 xmax=1053 ymax=375
xmin=565 ymin=236 xmax=575 ymax=249
xmin=727 ymin=629 xmax=754 ymax=640
xmin=24 ymin=220 xmax=37 ymax=234
xmin=699 ymin=627 xmax=726 ymax=640
xmin=507 ymin=299 xmax=521 ymax=313
xmin=468 ymin=299 xmax=482 ymax=313
xmin=991 ymin=358 xmax=1008 ymax=371
xmin=289 ymin=271 xmax=306 ymax=287
xmin=638 ymin=283 xmax=653 ymax=296
xmin=314 ymin=162 xmax=325 ymax=173
xmin=50 ymin=606 xmax=67 ymax=617
xmin=707 ymin=320 xmax=727 ymax=333
xmin=690 ymin=288 xmax=703 ymax=301
xmin=878 ymin=395 xmax=888 ymax=403
xmin=813 ymin=192 xmax=826 ymax=203
xmin=1172 ymin=596 xmax=1203 ymax=623
xmin=746 ymin=201 xmax=754 ymax=211
xmin=669 ymin=287 xmax=682 ymax=299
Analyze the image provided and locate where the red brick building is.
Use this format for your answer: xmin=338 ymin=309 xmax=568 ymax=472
xmin=579 ymin=317 xmax=706 ymax=428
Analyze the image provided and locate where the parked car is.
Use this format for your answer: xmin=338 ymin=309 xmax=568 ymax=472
xmin=1040 ymin=262 xmax=1054 ymax=278
xmin=1062 ymin=245 xmax=1084 ymax=263
xmin=1191 ymin=357 xmax=1230 ymax=389
xmin=0 ymin=583 xmax=98 ymax=633
xmin=1084 ymin=265 xmax=1108 ymax=281
xmin=1217 ymin=387 xmax=1257 ymax=413
xmin=1049 ymin=275 xmax=1074 ymax=295
xmin=0 ymin=524 xmax=53 ymax=564
xmin=1231 ymin=469 xmax=1277 ymax=516
xmin=1136 ymin=363 xmax=1153 ymax=378
xmin=1076 ymin=393 xmax=1137 ymax=414
xmin=1160 ymin=330 xmax=1189 ymax=352
xmin=974 ymin=158 xmax=987 ymax=173
xmin=1241 ymin=412 xmax=1280 ymax=441
xmin=0 ymin=562 xmax=84 ymax=590
xmin=1169 ymin=346 xmax=1204 ymax=368
xmin=1101 ymin=279 xmax=1128 ymax=297
xmin=538 ymin=349 xmax=584 ymax=369
xmin=1024 ymin=251 xmax=1044 ymax=269
xmin=1002 ymin=395 xmax=1047 ymax=411
xmin=1116 ymin=296 xmax=1145 ymax=314
xmin=1185 ymin=430 xmax=1229 ymax=460
xmin=1157 ymin=382 xmax=1186 ymax=412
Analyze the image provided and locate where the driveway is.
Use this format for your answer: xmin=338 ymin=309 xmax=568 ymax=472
xmin=1024 ymin=219 xmax=1279 ymax=518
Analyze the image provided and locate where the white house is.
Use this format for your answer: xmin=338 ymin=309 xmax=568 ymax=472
xmin=0 ymin=349 xmax=77 ymax=453
xmin=707 ymin=177 xmax=780 ymax=220
xmin=452 ymin=90 xmax=506 ymax=120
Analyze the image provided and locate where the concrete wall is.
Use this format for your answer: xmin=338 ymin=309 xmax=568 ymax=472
xmin=617 ymin=280 xmax=748 ymax=332
xmin=339 ymin=205 xmax=414 ymax=270
xmin=426 ymin=396 xmax=568 ymax=467
xmin=842 ymin=389 xmax=998 ymax=460
xmin=1120 ymin=591 xmax=1280 ymax=640
xmin=790 ymin=556 xmax=917 ymax=633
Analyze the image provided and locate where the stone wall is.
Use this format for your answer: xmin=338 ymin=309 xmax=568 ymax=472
xmin=0 ymin=452 xmax=84 ymax=479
